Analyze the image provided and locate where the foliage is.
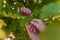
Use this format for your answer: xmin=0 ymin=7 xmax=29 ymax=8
xmin=0 ymin=0 xmax=60 ymax=40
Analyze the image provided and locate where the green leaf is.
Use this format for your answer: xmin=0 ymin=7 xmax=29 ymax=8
xmin=3 ymin=20 xmax=19 ymax=34
xmin=39 ymin=2 xmax=60 ymax=20
xmin=39 ymin=22 xmax=60 ymax=40
xmin=13 ymin=19 xmax=30 ymax=40
xmin=0 ymin=17 xmax=12 ymax=25
xmin=32 ymin=8 xmax=41 ymax=18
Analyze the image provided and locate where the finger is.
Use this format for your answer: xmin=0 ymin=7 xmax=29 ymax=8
xmin=30 ymin=21 xmax=41 ymax=30
xmin=32 ymin=27 xmax=38 ymax=34
xmin=30 ymin=25 xmax=34 ymax=33
xmin=30 ymin=19 xmax=45 ymax=32
xmin=30 ymin=20 xmax=39 ymax=27
xmin=26 ymin=24 xmax=40 ymax=40
xmin=32 ymin=19 xmax=43 ymax=25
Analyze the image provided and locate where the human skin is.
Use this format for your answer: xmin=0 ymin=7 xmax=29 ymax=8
xmin=26 ymin=19 xmax=45 ymax=40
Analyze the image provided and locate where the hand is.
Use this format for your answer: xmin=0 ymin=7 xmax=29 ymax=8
xmin=26 ymin=19 xmax=45 ymax=40
xmin=29 ymin=19 xmax=45 ymax=32
xmin=26 ymin=24 xmax=40 ymax=40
